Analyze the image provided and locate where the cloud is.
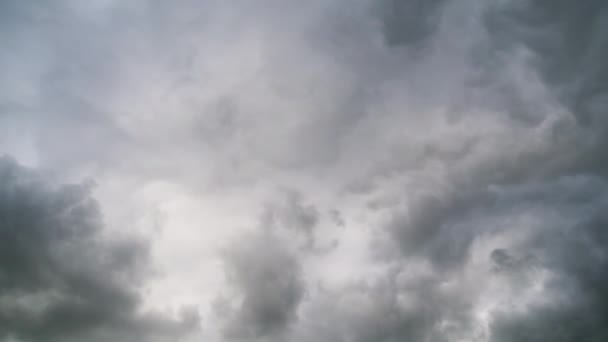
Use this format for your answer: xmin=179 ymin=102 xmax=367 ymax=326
xmin=485 ymin=177 xmax=608 ymax=342
xmin=375 ymin=0 xmax=447 ymax=47
xmin=292 ymin=268 xmax=478 ymax=342
xmin=0 ymin=156 xmax=197 ymax=342
xmin=1 ymin=0 xmax=608 ymax=341
xmin=218 ymin=230 xmax=303 ymax=340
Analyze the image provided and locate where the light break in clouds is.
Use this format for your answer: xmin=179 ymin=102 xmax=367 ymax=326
xmin=1 ymin=0 xmax=608 ymax=341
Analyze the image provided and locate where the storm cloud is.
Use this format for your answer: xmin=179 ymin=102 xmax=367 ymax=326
xmin=0 ymin=156 xmax=197 ymax=341
xmin=218 ymin=230 xmax=304 ymax=340
xmin=1 ymin=0 xmax=608 ymax=341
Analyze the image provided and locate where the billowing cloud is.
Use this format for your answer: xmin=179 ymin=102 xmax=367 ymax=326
xmin=218 ymin=230 xmax=303 ymax=340
xmin=0 ymin=156 xmax=197 ymax=341
xmin=1 ymin=0 xmax=608 ymax=341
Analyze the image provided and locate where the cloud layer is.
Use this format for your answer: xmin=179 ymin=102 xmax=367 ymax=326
xmin=1 ymin=0 xmax=608 ymax=341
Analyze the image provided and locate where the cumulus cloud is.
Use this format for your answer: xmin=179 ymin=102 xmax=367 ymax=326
xmin=0 ymin=156 xmax=197 ymax=342
xmin=1 ymin=0 xmax=608 ymax=341
xmin=218 ymin=231 xmax=304 ymax=340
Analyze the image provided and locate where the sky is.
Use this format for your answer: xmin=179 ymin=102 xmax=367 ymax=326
xmin=1 ymin=0 xmax=608 ymax=341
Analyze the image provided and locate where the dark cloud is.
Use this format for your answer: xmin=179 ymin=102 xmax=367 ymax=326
xmin=485 ymin=0 xmax=608 ymax=101
xmin=487 ymin=177 xmax=608 ymax=342
xmin=0 ymin=156 xmax=197 ymax=342
xmin=385 ymin=190 xmax=488 ymax=268
xmin=219 ymin=231 xmax=303 ymax=340
xmin=242 ymin=1 xmax=608 ymax=340
xmin=2 ymin=0 xmax=608 ymax=341
xmin=294 ymin=177 xmax=608 ymax=342
xmin=339 ymin=1 xmax=608 ymax=340
xmin=481 ymin=0 xmax=608 ymax=176
xmin=375 ymin=0 xmax=447 ymax=48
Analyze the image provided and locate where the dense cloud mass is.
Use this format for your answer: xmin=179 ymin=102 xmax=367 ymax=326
xmin=1 ymin=0 xmax=608 ymax=341
xmin=0 ymin=157 xmax=198 ymax=341
xmin=219 ymin=231 xmax=303 ymax=340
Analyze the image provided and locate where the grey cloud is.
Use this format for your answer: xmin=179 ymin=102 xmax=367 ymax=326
xmin=375 ymin=0 xmax=447 ymax=48
xmin=219 ymin=231 xmax=303 ymax=340
xmin=356 ymin=1 xmax=608 ymax=340
xmin=261 ymin=189 xmax=320 ymax=250
xmin=481 ymin=0 xmax=608 ymax=176
xmin=218 ymin=1 xmax=608 ymax=340
xmin=0 ymin=156 xmax=197 ymax=342
xmin=294 ymin=266 xmax=477 ymax=342
xmin=385 ymin=189 xmax=489 ymax=268
xmin=2 ymin=0 xmax=608 ymax=341
xmin=484 ymin=177 xmax=608 ymax=342
xmin=260 ymin=190 xmax=343 ymax=255
xmin=329 ymin=209 xmax=345 ymax=227
xmin=484 ymin=0 xmax=608 ymax=100
xmin=266 ymin=190 xmax=319 ymax=235
xmin=363 ymin=0 xmax=607 ymax=265
xmin=490 ymin=249 xmax=519 ymax=270
xmin=294 ymin=176 xmax=608 ymax=342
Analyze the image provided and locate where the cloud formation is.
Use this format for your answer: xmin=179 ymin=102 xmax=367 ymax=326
xmin=1 ymin=0 xmax=608 ymax=341
xmin=219 ymin=231 xmax=303 ymax=340
xmin=0 ymin=156 xmax=197 ymax=341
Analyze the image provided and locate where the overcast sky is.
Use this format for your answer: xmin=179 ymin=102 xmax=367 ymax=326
xmin=1 ymin=1 xmax=608 ymax=341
